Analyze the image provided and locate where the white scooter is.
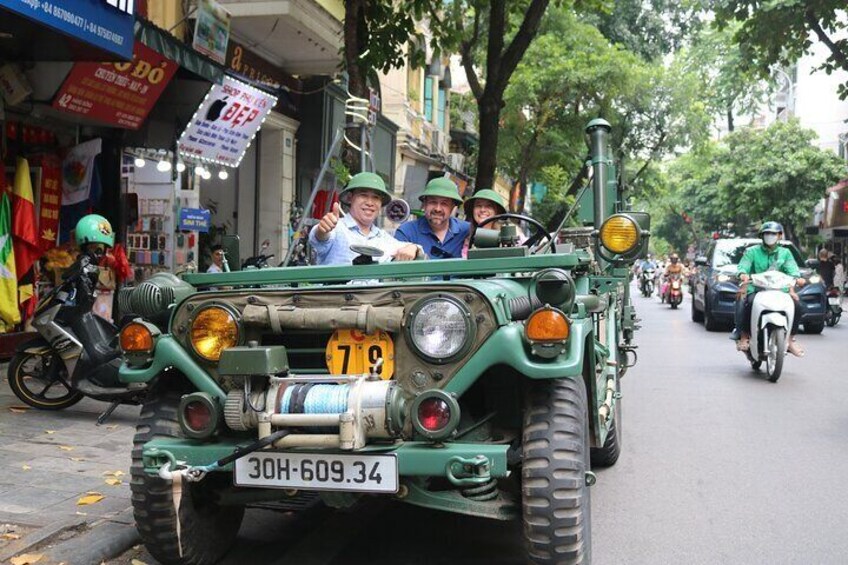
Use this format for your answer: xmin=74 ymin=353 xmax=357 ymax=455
xmin=742 ymin=271 xmax=797 ymax=382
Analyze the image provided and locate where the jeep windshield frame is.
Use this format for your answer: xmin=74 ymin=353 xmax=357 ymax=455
xmin=182 ymin=253 xmax=589 ymax=288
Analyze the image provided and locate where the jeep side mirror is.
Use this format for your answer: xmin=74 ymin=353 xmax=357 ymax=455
xmin=695 ymin=256 xmax=707 ymax=266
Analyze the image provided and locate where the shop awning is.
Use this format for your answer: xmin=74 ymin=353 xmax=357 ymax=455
xmin=134 ymin=19 xmax=224 ymax=86
xmin=826 ymin=178 xmax=848 ymax=194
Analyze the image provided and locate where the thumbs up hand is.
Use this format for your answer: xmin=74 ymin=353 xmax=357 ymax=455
xmin=315 ymin=202 xmax=342 ymax=241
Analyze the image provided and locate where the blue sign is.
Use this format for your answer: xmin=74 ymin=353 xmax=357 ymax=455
xmin=179 ymin=208 xmax=211 ymax=233
xmin=0 ymin=0 xmax=135 ymax=60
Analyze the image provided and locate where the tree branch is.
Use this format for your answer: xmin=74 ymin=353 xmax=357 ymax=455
xmin=460 ymin=7 xmax=483 ymax=100
xmin=631 ymin=131 xmax=668 ymax=183
xmin=496 ymin=0 xmax=550 ymax=94
xmin=486 ymin=0 xmax=506 ymax=92
xmin=805 ymin=9 xmax=848 ymax=71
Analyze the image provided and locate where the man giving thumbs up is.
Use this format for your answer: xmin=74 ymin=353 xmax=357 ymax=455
xmin=308 ymin=172 xmax=420 ymax=265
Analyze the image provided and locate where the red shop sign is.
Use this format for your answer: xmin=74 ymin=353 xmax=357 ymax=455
xmin=52 ymin=41 xmax=177 ymax=130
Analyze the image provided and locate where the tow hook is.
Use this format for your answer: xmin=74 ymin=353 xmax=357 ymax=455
xmin=446 ymin=455 xmax=492 ymax=486
xmin=585 ymin=471 xmax=597 ymax=487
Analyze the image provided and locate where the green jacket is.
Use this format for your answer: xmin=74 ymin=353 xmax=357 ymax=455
xmin=737 ymin=244 xmax=800 ymax=294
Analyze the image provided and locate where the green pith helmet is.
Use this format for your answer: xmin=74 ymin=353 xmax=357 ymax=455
xmin=759 ymin=221 xmax=783 ymax=235
xmin=75 ymin=214 xmax=115 ymax=248
xmin=339 ymin=172 xmax=392 ymax=206
xmin=463 ymin=188 xmax=507 ymax=218
xmin=419 ymin=176 xmax=463 ymax=205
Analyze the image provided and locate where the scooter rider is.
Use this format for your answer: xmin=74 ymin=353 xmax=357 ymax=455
xmin=68 ymin=214 xmax=115 ymax=294
xmin=661 ymin=253 xmax=683 ymax=300
xmin=732 ymin=221 xmax=805 ymax=357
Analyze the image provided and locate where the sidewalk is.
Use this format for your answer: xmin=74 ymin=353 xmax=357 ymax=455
xmin=0 ymin=362 xmax=142 ymax=564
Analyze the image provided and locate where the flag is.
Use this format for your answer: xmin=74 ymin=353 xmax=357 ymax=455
xmin=35 ymin=154 xmax=62 ymax=252
xmin=0 ymin=189 xmax=20 ymax=330
xmin=12 ymin=157 xmax=41 ymax=320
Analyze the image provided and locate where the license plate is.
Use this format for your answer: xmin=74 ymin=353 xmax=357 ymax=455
xmin=829 ymin=297 xmax=841 ymax=305
xmin=234 ymin=452 xmax=398 ymax=493
xmin=325 ymin=329 xmax=394 ymax=378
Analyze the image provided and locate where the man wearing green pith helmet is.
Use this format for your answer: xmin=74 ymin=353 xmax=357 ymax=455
xmin=309 ymin=172 xmax=420 ymax=266
xmin=395 ymin=177 xmax=470 ymax=259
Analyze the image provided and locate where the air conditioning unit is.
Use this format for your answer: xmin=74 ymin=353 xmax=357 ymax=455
xmin=447 ymin=153 xmax=465 ymax=171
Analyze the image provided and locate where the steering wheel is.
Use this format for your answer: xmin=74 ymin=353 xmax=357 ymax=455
xmin=470 ymin=213 xmax=553 ymax=254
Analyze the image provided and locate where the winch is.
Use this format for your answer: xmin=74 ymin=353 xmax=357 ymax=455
xmin=223 ymin=369 xmax=408 ymax=450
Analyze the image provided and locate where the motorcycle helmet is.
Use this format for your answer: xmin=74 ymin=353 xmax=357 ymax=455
xmin=758 ymin=221 xmax=783 ymax=235
xmin=75 ymin=214 xmax=115 ymax=248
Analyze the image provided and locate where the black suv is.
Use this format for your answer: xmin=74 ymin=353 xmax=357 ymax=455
xmin=690 ymin=238 xmax=827 ymax=333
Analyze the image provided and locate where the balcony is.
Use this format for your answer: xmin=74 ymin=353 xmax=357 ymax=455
xmin=219 ymin=0 xmax=343 ymax=75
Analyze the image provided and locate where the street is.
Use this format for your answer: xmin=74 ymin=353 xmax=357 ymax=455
xmin=3 ymin=283 xmax=848 ymax=564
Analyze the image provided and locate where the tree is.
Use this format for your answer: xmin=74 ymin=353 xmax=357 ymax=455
xmin=679 ymin=23 xmax=773 ymax=132
xmin=498 ymin=9 xmax=647 ymax=211
xmin=713 ymin=0 xmax=848 ymax=99
xmin=342 ymin=1 xmax=426 ymax=173
xmin=663 ymin=120 xmax=846 ymax=247
xmin=587 ymin=0 xmax=706 ymax=63
xmin=425 ymin=0 xmax=564 ymax=191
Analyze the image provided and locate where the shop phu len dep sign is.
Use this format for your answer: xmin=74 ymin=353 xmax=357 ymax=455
xmin=52 ymin=41 xmax=177 ymax=129
xmin=178 ymin=75 xmax=277 ymax=168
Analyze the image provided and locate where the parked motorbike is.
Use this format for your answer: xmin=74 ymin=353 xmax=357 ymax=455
xmin=640 ymin=268 xmax=655 ymax=297
xmin=825 ymin=286 xmax=842 ymax=327
xmin=666 ymin=273 xmax=684 ymax=309
xmin=7 ymin=255 xmax=145 ymax=423
xmin=242 ymin=240 xmax=274 ymax=269
xmin=741 ymin=271 xmax=798 ymax=382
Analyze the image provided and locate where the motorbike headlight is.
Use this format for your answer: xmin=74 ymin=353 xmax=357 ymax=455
xmin=716 ymin=274 xmax=731 ymax=283
xmin=809 ymin=275 xmax=821 ymax=284
xmin=190 ymin=305 xmax=240 ymax=362
xmin=406 ymin=296 xmax=474 ymax=364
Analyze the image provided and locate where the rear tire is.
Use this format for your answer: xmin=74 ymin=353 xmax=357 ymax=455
xmin=766 ymin=327 xmax=786 ymax=383
xmin=131 ymin=389 xmax=244 ymax=565
xmin=523 ymin=378 xmax=592 ymax=564
xmin=7 ymin=348 xmax=83 ymax=410
xmin=591 ymin=381 xmax=621 ymax=468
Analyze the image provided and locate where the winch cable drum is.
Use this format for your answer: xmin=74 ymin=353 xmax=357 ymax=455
xmin=224 ymin=375 xmax=408 ymax=450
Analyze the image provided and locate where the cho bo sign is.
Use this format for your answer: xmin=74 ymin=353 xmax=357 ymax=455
xmin=178 ymin=76 xmax=276 ymax=167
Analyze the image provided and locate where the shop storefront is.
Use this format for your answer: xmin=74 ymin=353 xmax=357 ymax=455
xmin=821 ymin=178 xmax=848 ymax=263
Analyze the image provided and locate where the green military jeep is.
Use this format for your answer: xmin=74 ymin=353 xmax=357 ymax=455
xmin=118 ymin=120 xmax=648 ymax=565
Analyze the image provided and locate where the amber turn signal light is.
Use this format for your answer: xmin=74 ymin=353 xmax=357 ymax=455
xmin=599 ymin=215 xmax=640 ymax=255
xmin=120 ymin=322 xmax=154 ymax=353
xmin=526 ymin=308 xmax=570 ymax=342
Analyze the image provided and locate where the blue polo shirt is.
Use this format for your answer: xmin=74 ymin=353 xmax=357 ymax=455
xmin=395 ymin=216 xmax=470 ymax=259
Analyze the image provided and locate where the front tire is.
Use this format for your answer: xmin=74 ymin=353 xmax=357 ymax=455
xmin=766 ymin=327 xmax=786 ymax=383
xmin=691 ymin=296 xmax=704 ymax=323
xmin=7 ymin=348 xmax=83 ymax=410
xmin=703 ymin=295 xmax=723 ymax=332
xmin=804 ymin=322 xmax=824 ymax=334
xmin=523 ymin=378 xmax=592 ymax=564
xmin=131 ymin=389 xmax=245 ymax=565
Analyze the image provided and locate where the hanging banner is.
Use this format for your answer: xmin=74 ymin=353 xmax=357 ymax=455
xmin=178 ymin=76 xmax=277 ymax=167
xmin=36 ymin=155 xmax=63 ymax=251
xmin=52 ymin=42 xmax=178 ymax=130
xmin=0 ymin=0 xmax=134 ymax=60
xmin=192 ymin=0 xmax=231 ymax=65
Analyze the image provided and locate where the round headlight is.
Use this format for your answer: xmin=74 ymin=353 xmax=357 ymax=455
xmin=599 ymin=215 xmax=640 ymax=255
xmin=809 ymin=275 xmax=821 ymax=284
xmin=190 ymin=306 xmax=239 ymax=361
xmin=407 ymin=297 xmax=473 ymax=363
xmin=716 ymin=274 xmax=730 ymax=283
